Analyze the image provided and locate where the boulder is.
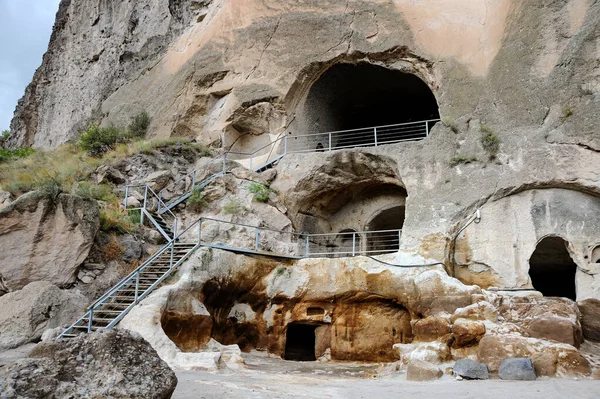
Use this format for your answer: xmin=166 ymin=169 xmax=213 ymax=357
xmin=0 ymin=281 xmax=86 ymax=350
xmin=477 ymin=334 xmax=591 ymax=376
xmin=532 ymin=352 xmax=558 ymax=377
xmin=0 ymin=329 xmax=177 ymax=398
xmin=0 ymin=190 xmax=12 ymax=209
xmin=578 ymin=299 xmax=600 ymax=341
xmin=412 ymin=316 xmax=451 ymax=342
xmin=96 ymin=165 xmax=126 ymax=184
xmin=119 ymin=234 xmax=144 ymax=262
xmin=406 ymin=359 xmax=443 ymax=381
xmin=526 ymin=315 xmax=582 ymax=348
xmin=142 ymin=170 xmax=172 ymax=191
xmin=498 ymin=358 xmax=536 ymax=380
xmin=453 ymin=359 xmax=489 ymax=380
xmin=452 ymin=318 xmax=486 ymax=347
xmin=0 ymin=191 xmax=99 ymax=291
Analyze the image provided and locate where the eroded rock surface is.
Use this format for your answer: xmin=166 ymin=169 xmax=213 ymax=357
xmin=0 ymin=192 xmax=99 ymax=292
xmin=0 ymin=281 xmax=86 ymax=350
xmin=0 ymin=329 xmax=177 ymax=399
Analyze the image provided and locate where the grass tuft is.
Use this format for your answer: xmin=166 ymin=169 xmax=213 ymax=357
xmin=480 ymin=124 xmax=500 ymax=159
xmin=249 ymin=183 xmax=273 ymax=203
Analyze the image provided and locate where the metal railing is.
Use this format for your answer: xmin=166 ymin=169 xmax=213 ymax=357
xmin=58 ymin=216 xmax=402 ymax=338
xmin=124 ymin=184 xmax=178 ymax=240
xmin=57 ymin=238 xmax=199 ymax=338
xmin=179 ymin=216 xmax=402 ymax=258
xmin=288 ymin=119 xmax=439 ymax=153
xmin=144 ymin=119 xmax=437 ymax=215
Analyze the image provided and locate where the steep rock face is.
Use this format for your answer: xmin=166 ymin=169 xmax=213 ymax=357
xmin=0 ymin=192 xmax=99 ymax=292
xmin=0 ymin=329 xmax=177 ymax=399
xmin=8 ymin=0 xmax=212 ymax=148
xmin=9 ymin=0 xmax=599 ymax=151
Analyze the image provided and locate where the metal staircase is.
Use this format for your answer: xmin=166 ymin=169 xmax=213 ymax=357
xmin=58 ymin=119 xmax=436 ymax=339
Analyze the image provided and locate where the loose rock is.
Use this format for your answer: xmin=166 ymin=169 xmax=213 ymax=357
xmin=453 ymin=359 xmax=489 ymax=380
xmin=406 ymin=359 xmax=443 ymax=381
xmin=498 ymin=358 xmax=536 ymax=381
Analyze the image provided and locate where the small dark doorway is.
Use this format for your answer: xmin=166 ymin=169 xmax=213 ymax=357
xmin=529 ymin=236 xmax=577 ymax=300
xmin=284 ymin=323 xmax=317 ymax=361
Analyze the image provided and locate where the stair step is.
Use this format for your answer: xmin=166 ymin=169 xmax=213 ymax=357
xmin=84 ymin=317 xmax=115 ymax=323
xmin=60 ymin=333 xmax=79 ymax=338
xmin=93 ymin=310 xmax=124 ymax=315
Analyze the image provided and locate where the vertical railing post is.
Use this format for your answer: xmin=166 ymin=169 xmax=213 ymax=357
xmin=140 ymin=186 xmax=148 ymax=225
xmin=283 ymin=136 xmax=288 ymax=156
xmin=134 ymin=272 xmax=140 ymax=302
xmin=328 ymin=132 xmax=332 ymax=151
xmin=352 ymin=233 xmax=356 ymax=257
xmin=87 ymin=309 xmax=94 ymax=333
xmin=305 ymin=235 xmax=310 ymax=257
xmin=249 ymin=154 xmax=253 ymax=170
xmin=169 ymin=240 xmax=175 ymax=270
xmin=255 ymin=228 xmax=260 ymax=251
xmin=123 ymin=186 xmax=129 ymax=208
xmin=374 ymin=127 xmax=378 ymax=147
xmin=173 ymin=218 xmax=178 ymax=239
xmin=425 ymin=121 xmax=429 ymax=137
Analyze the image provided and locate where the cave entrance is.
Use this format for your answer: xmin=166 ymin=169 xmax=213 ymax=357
xmin=284 ymin=323 xmax=317 ymax=361
xmin=529 ymin=236 xmax=577 ymax=300
xmin=294 ymin=62 xmax=439 ymax=149
xmin=366 ymin=206 xmax=405 ymax=254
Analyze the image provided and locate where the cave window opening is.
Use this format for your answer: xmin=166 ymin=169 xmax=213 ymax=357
xmin=284 ymin=323 xmax=317 ymax=361
xmin=591 ymin=246 xmax=600 ymax=264
xmin=529 ymin=236 xmax=577 ymax=300
xmin=295 ymin=62 xmax=440 ymax=151
xmin=366 ymin=206 xmax=405 ymax=255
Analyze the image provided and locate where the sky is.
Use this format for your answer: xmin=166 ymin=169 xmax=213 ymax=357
xmin=0 ymin=0 xmax=61 ymax=132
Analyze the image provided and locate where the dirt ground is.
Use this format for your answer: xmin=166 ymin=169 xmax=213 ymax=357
xmin=172 ymin=351 xmax=600 ymax=399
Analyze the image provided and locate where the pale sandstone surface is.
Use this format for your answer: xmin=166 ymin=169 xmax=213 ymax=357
xmin=0 ymin=192 xmax=99 ymax=293
xmin=0 ymin=281 xmax=86 ymax=350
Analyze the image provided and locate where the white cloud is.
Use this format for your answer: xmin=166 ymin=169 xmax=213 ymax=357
xmin=0 ymin=0 xmax=61 ymax=132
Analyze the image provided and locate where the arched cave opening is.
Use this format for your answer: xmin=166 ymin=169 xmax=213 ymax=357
xmin=284 ymin=323 xmax=317 ymax=361
xmin=295 ymin=62 xmax=439 ymax=149
xmin=529 ymin=236 xmax=577 ymax=300
xmin=366 ymin=206 xmax=405 ymax=254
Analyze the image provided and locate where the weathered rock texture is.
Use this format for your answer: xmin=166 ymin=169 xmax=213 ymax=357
xmin=6 ymin=0 xmax=600 ymax=299
xmin=0 ymin=192 xmax=99 ymax=293
xmin=0 ymin=329 xmax=177 ymax=398
xmin=118 ymin=247 xmax=593 ymax=377
xmin=0 ymin=281 xmax=86 ymax=350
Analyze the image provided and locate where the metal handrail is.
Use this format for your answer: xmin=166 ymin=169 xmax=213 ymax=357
xmin=291 ymin=119 xmax=440 ymax=139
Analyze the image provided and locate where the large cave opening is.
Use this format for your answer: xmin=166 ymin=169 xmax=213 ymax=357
xmin=529 ymin=236 xmax=577 ymax=300
xmin=284 ymin=323 xmax=318 ymax=361
xmin=293 ymin=62 xmax=439 ymax=149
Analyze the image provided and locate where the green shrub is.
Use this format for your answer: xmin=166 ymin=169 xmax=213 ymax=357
xmin=127 ymin=111 xmax=150 ymax=139
xmin=441 ymin=117 xmax=458 ymax=133
xmin=222 ymin=199 xmax=245 ymax=215
xmin=561 ymin=105 xmax=573 ymax=124
xmin=1 ymin=130 xmax=9 ymax=139
xmin=248 ymin=183 xmax=272 ymax=203
xmin=37 ymin=178 xmax=63 ymax=202
xmin=99 ymin=202 xmax=136 ymax=233
xmin=78 ymin=125 xmax=124 ymax=156
xmin=187 ymin=186 xmax=209 ymax=212
xmin=480 ymin=125 xmax=500 ymax=158
xmin=73 ymin=181 xmax=116 ymax=202
xmin=450 ymin=154 xmax=478 ymax=167
xmin=0 ymin=147 xmax=35 ymax=163
xmin=128 ymin=209 xmax=142 ymax=225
